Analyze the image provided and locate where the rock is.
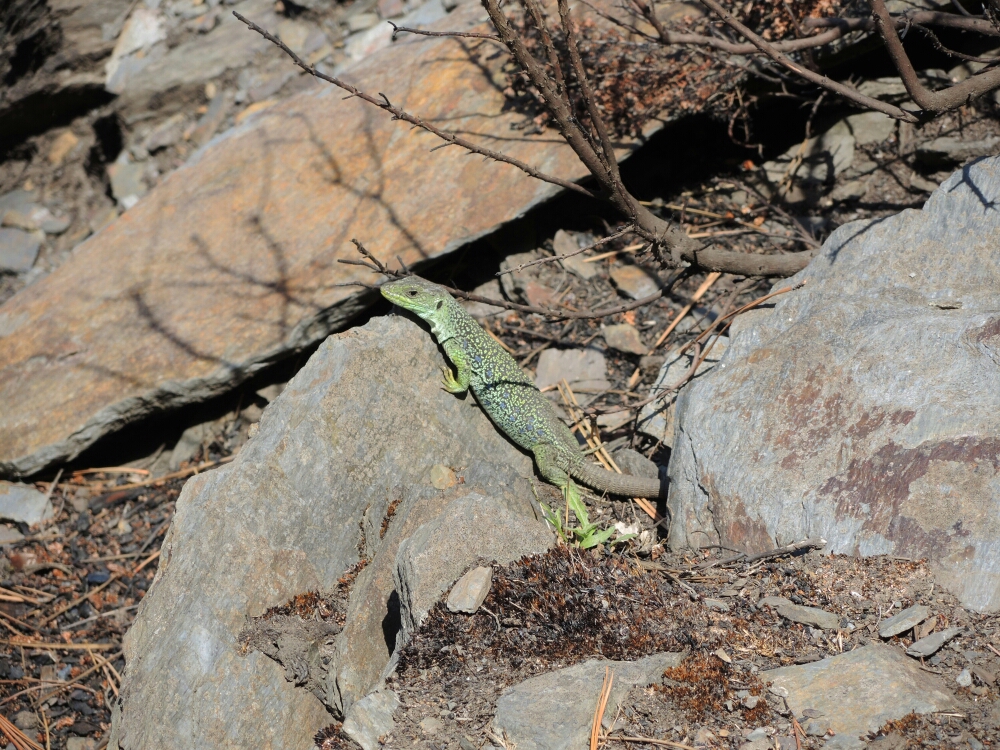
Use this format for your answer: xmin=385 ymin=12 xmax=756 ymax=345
xmin=775 ymin=603 xmax=841 ymax=630
xmin=378 ymin=0 xmax=406 ymax=18
xmin=107 ymin=155 xmax=146 ymax=207
xmin=908 ymin=173 xmax=940 ymax=193
xmin=764 ymin=645 xmax=957 ymax=750
xmin=0 ymin=481 xmax=52 ymax=525
xmin=906 ymin=627 xmax=964 ymax=658
xmin=429 ymin=464 xmax=457 ymax=490
xmin=610 ymin=265 xmax=660 ymax=300
xmin=168 ymin=422 xmax=212 ymax=471
xmin=348 ymin=12 xmax=381 ymax=31
xmin=840 ymin=111 xmax=896 ymax=146
xmin=66 ymin=739 xmax=97 ymax=750
xmin=611 ymin=447 xmax=659 ymax=480
xmin=763 ymin=127 xmax=855 ymax=187
xmin=0 ymin=228 xmax=41 ymax=273
xmin=142 ymin=112 xmax=187 ymax=154
xmin=554 ymin=230 xmax=599 ymax=280
xmin=447 ymin=566 xmax=493 ymax=613
xmin=0 ymin=0 xmax=666 ymax=479
xmin=637 ymin=336 xmax=727 ymax=448
xmin=48 ymin=131 xmax=81 ymax=165
xmin=108 ymin=315 xmax=540 ymax=749
xmin=857 ymin=77 xmax=908 ymax=99
xmin=803 ymin=719 xmax=830 ymax=737
xmin=419 ymin=716 xmax=444 ymax=735
xmin=829 ymin=179 xmax=868 ymax=202
xmin=878 ymin=604 xmax=929 ymax=638
xmin=534 ymin=348 xmax=611 ymax=395
xmin=13 ymin=711 xmax=35 ymax=730
xmin=462 ymin=279 xmax=504 ymax=319
xmin=666 ymin=157 xmax=1000 ymax=612
xmin=499 ymin=250 xmax=541 ymax=302
xmin=186 ymin=91 xmax=231 ymax=147
xmin=915 ymin=136 xmax=1000 ymax=168
xmin=957 ymin=668 xmax=973 ymax=687
xmin=104 ymin=7 xmax=168 ymax=94
xmin=395 ymin=494 xmax=552 ymax=638
xmin=0 ymin=524 xmax=24 ymax=544
xmin=492 ymin=653 xmax=685 ymax=750
xmin=342 ymin=689 xmax=400 ymax=750
xmin=603 ymin=324 xmax=647 ymax=355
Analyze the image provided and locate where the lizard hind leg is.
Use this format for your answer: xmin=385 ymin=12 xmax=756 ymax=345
xmin=532 ymin=443 xmax=581 ymax=526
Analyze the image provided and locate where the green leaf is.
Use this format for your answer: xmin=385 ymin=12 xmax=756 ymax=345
xmin=579 ymin=526 xmax=616 ymax=549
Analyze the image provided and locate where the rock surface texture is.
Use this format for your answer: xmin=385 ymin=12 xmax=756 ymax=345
xmin=108 ymin=314 xmax=542 ymax=749
xmin=668 ymin=157 xmax=1000 ymax=611
xmin=0 ymin=1 xmax=631 ymax=478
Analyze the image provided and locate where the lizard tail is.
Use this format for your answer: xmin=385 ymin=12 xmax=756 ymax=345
xmin=569 ymin=459 xmax=665 ymax=500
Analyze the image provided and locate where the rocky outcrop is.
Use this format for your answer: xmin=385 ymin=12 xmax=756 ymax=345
xmin=667 ymin=156 xmax=1000 ymax=611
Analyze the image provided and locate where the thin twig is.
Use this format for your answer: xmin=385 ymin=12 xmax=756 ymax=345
xmin=497 ymin=226 xmax=635 ymax=275
xmin=389 ymin=22 xmax=503 ymax=43
xmin=233 ymin=12 xmax=593 ymax=197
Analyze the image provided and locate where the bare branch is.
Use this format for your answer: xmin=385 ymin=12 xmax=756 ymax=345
xmin=697 ymin=0 xmax=919 ymax=122
xmin=802 ymin=11 xmax=999 ymax=36
xmin=911 ymin=23 xmax=1000 ymax=64
xmin=870 ymin=0 xmax=1000 ymax=111
xmin=389 ymin=22 xmax=504 ymax=44
xmin=496 ymin=225 xmax=636 ymax=275
xmin=233 ymin=11 xmax=594 ymax=197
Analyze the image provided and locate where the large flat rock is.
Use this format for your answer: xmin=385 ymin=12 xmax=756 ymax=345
xmin=0 ymin=2 xmax=603 ymax=477
xmin=667 ymin=157 xmax=1000 ymax=611
xmin=109 ymin=314 xmax=537 ymax=749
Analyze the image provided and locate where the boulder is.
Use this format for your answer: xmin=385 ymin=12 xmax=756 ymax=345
xmin=108 ymin=314 xmax=539 ymax=749
xmin=667 ymin=157 xmax=1000 ymax=611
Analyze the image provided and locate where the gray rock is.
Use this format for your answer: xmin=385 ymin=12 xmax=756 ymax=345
xmin=758 ymin=596 xmax=793 ymax=610
xmin=342 ymin=689 xmax=400 ymax=750
xmin=492 ymin=653 xmax=684 ymax=750
xmin=461 ymin=279 xmax=504 ymax=319
xmin=499 ymin=250 xmax=541 ymax=302
xmin=915 ymin=137 xmax=1000 ymax=169
xmin=348 ymin=12 xmax=381 ymax=31
xmin=765 ymin=645 xmax=957 ymax=748
xmin=829 ymin=179 xmax=868 ymax=202
xmin=637 ymin=336 xmax=728 ymax=448
xmin=763 ymin=127 xmax=855 ymax=186
xmin=0 ymin=228 xmax=41 ymax=273
xmin=420 ymin=716 xmax=444 ymax=735
xmin=803 ymin=718 xmax=830 ymax=737
xmin=611 ymin=448 xmax=658 ymax=480
xmin=107 ymin=155 xmax=147 ymax=206
xmin=0 ymin=481 xmax=52 ymax=525
xmin=841 ymin=111 xmax=896 ymax=146
xmin=555 ymin=230 xmax=599 ymax=280
xmin=775 ymin=603 xmax=841 ymax=630
xmin=878 ymin=604 xmax=929 ymax=638
xmin=857 ymin=77 xmax=908 ymax=99
xmin=0 ymin=524 xmax=24 ymax=544
xmin=603 ymin=324 xmax=647 ymax=355
xmin=168 ymin=422 xmax=212 ymax=471
xmin=906 ymin=627 xmax=964 ymax=657
xmin=108 ymin=315 xmax=539 ymax=749
xmin=957 ymin=668 xmax=973 ymax=687
xmin=666 ymin=157 xmax=1000 ymax=612
xmin=447 ymin=566 xmax=493 ymax=614
xmin=534 ymin=347 xmax=610 ymax=394
xmin=746 ymin=728 xmax=771 ymax=741
xmin=610 ymin=265 xmax=660 ymax=300
xmin=66 ymin=739 xmax=97 ymax=750
xmin=0 ymin=190 xmax=37 ymax=215
xmin=395 ymin=494 xmax=552 ymax=638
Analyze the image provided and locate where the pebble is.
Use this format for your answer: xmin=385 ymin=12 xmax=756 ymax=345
xmin=419 ymin=716 xmax=444 ymax=735
xmin=48 ymin=130 xmax=80 ymax=165
xmin=107 ymin=155 xmax=147 ymax=206
xmin=447 ymin=566 xmax=492 ymax=614
xmin=703 ymin=598 xmax=731 ymax=612
xmin=554 ymin=229 xmax=599 ymax=280
xmin=0 ymin=481 xmax=53 ymax=525
xmin=0 ymin=524 xmax=24 ymax=544
xmin=144 ymin=113 xmax=188 ymax=152
xmin=775 ymin=602 xmax=841 ymax=630
xmin=534 ymin=347 xmax=610 ymax=394
xmin=906 ymin=626 xmax=964 ymax=657
xmin=609 ymin=265 xmax=660 ymax=300
xmin=957 ymin=669 xmax=973 ymax=687
xmin=0 ymin=228 xmax=41 ymax=273
xmin=803 ymin=718 xmax=830 ymax=737
xmin=429 ymin=464 xmax=457 ymax=490
xmin=746 ymin=727 xmax=772 ymax=742
xmin=878 ymin=604 xmax=929 ymax=638
xmin=602 ymin=323 xmax=647 ymax=355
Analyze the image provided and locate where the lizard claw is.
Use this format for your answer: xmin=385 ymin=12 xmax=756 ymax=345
xmin=441 ymin=366 xmax=465 ymax=394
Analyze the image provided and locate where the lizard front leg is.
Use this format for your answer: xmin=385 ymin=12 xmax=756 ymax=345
xmin=440 ymin=339 xmax=473 ymax=394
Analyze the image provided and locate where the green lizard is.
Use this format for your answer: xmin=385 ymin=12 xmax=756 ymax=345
xmin=381 ymin=276 xmax=665 ymax=506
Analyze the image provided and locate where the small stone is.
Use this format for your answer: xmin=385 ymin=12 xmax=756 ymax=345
xmin=554 ymin=230 xmax=599 ymax=280
xmin=777 ymin=736 xmax=797 ymax=750
xmin=704 ymin=598 xmax=731 ymax=612
xmin=534 ymin=347 xmax=610 ymax=394
xmin=745 ymin=695 xmax=760 ymax=709
xmin=430 ymin=464 xmax=457 ymax=490
xmin=776 ymin=602 xmax=841 ymax=630
xmin=0 ymin=524 xmax=24 ymax=544
xmin=0 ymin=228 xmax=41 ymax=273
xmin=740 ymin=740 xmax=771 ymax=750
xmin=804 ymin=718 xmax=830 ymax=737
xmin=523 ymin=281 xmax=554 ymax=308
xmin=830 ymin=180 xmax=867 ymax=202
xmin=609 ymin=265 xmax=660 ymax=300
xmin=747 ymin=728 xmax=771 ymax=742
xmin=0 ymin=482 xmax=53 ymax=525
xmin=66 ymin=739 xmax=98 ymax=750
xmin=972 ymin=666 xmax=996 ymax=685
xmin=48 ymin=130 xmax=80 ymax=165
xmin=915 ymin=136 xmax=1000 ymax=168
xmin=596 ymin=410 xmax=631 ymax=432
xmin=419 ymin=717 xmax=444 ymax=735
xmin=347 ymin=12 xmax=380 ymax=31
xmin=603 ymin=324 xmax=647 ymax=355
xmin=186 ymin=91 xmax=230 ymax=147
xmin=957 ymin=669 xmax=973 ymax=687
xmin=2 ymin=208 xmax=38 ymax=231
xmin=462 ymin=279 xmax=504 ymax=319
xmin=447 ymin=566 xmax=492 ymax=614
xmin=342 ymin=689 xmax=399 ymax=750
xmin=909 ymin=174 xmax=939 ymax=193
xmin=906 ymin=626 xmax=964 ymax=658
xmin=13 ymin=711 xmax=36 ymax=730
xmin=107 ymin=155 xmax=147 ymax=206
xmin=144 ymin=114 xmax=188 ymax=152
xmin=715 ymin=647 xmax=732 ymax=663
xmin=694 ymin=727 xmax=715 ymax=746
xmin=842 ymin=111 xmax=896 ymax=146
xmin=878 ymin=604 xmax=929 ymax=638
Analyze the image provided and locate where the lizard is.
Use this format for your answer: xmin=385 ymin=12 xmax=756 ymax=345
xmin=380 ymin=275 xmax=665 ymax=507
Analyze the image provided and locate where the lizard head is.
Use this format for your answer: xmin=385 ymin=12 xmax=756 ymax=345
xmin=380 ymin=276 xmax=455 ymax=322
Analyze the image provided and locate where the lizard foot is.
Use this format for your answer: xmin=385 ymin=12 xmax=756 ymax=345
xmin=440 ymin=366 xmax=466 ymax=394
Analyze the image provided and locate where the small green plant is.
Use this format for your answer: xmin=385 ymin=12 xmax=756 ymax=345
xmin=540 ymin=491 xmax=634 ymax=549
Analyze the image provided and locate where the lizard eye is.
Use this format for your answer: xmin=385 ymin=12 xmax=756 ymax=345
xmin=407 ymin=290 xmax=418 ymax=297
xmin=435 ymin=300 xmax=443 ymax=310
